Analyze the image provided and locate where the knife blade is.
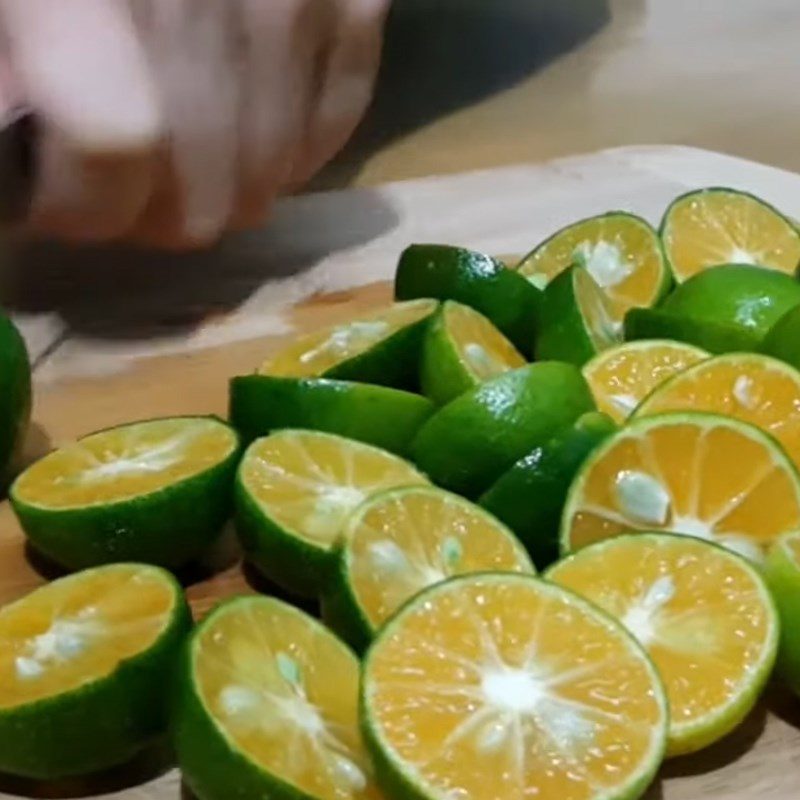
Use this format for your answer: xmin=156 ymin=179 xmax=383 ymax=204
xmin=0 ymin=107 xmax=35 ymax=227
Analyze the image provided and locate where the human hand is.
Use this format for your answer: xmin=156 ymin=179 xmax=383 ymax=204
xmin=0 ymin=0 xmax=390 ymax=248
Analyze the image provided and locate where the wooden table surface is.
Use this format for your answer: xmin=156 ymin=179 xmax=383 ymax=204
xmin=6 ymin=149 xmax=800 ymax=798
xmin=6 ymin=147 xmax=800 ymax=798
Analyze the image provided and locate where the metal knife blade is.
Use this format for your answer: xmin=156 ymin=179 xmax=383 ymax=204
xmin=0 ymin=107 xmax=35 ymax=227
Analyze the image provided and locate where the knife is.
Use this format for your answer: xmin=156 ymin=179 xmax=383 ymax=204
xmin=0 ymin=107 xmax=35 ymax=227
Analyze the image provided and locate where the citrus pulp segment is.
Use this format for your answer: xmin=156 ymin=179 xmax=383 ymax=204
xmin=229 ymin=375 xmax=434 ymax=456
xmin=0 ymin=563 xmax=190 ymax=778
xmin=420 ymin=301 xmax=527 ymax=405
xmin=548 ymin=533 xmax=778 ymax=755
xmin=235 ymin=430 xmax=429 ymax=596
xmin=258 ymin=299 xmax=438 ymax=389
xmin=11 ymin=416 xmax=240 ymax=569
xmin=582 ymin=340 xmax=709 ymax=423
xmin=394 ymin=244 xmax=541 ymax=355
xmin=661 ymin=188 xmax=800 ymax=282
xmin=536 ymin=267 xmax=623 ymax=366
xmin=175 ymin=595 xmax=380 ymax=800
xmin=322 ymin=485 xmax=534 ymax=650
xmin=561 ymin=412 xmax=800 ymax=562
xmin=411 ymin=362 xmax=596 ymax=498
xmin=517 ymin=212 xmax=669 ymax=310
xmin=635 ymin=353 xmax=800 ymax=466
xmin=362 ymin=573 xmax=667 ymax=800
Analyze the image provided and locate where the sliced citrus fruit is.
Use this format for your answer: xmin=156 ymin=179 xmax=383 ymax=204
xmin=518 ymin=211 xmax=670 ymax=309
xmin=762 ymin=305 xmax=800 ymax=372
xmin=0 ymin=563 xmax=190 ymax=778
xmin=175 ymin=595 xmax=380 ymax=800
xmin=395 ymin=244 xmax=541 ymax=355
xmin=480 ymin=412 xmax=616 ymax=570
xmin=362 ymin=573 xmax=667 ymax=800
xmin=411 ymin=362 xmax=595 ymax=497
xmin=548 ymin=533 xmax=778 ymax=756
xmin=764 ymin=532 xmax=800 ymax=697
xmin=322 ymin=486 xmax=534 ymax=650
xmin=229 ymin=375 xmax=434 ymax=456
xmin=661 ymin=188 xmax=800 ymax=282
xmin=635 ymin=353 xmax=800 ymax=467
xmin=659 ymin=264 xmax=800 ymax=344
xmin=10 ymin=416 xmax=240 ymax=570
xmin=420 ymin=301 xmax=526 ymax=405
xmin=536 ymin=267 xmax=623 ymax=366
xmin=561 ymin=412 xmax=800 ymax=561
xmin=0 ymin=311 xmax=30 ymax=490
xmin=235 ymin=429 xmax=428 ymax=596
xmin=258 ymin=299 xmax=437 ymax=389
xmin=583 ymin=340 xmax=709 ymax=423
xmin=624 ymin=307 xmax=760 ymax=355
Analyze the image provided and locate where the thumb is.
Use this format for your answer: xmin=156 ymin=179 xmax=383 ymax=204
xmin=0 ymin=0 xmax=164 ymax=239
xmin=0 ymin=0 xmax=162 ymax=154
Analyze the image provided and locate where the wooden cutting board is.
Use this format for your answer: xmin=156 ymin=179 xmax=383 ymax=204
xmin=2 ymin=146 xmax=800 ymax=799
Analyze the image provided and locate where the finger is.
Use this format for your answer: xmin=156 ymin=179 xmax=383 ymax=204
xmin=1 ymin=0 xmax=161 ymax=149
xmin=231 ymin=0 xmax=330 ymax=230
xmin=288 ymin=0 xmax=389 ymax=186
xmin=132 ymin=0 xmax=239 ymax=246
xmin=29 ymin=130 xmax=154 ymax=242
xmin=1 ymin=0 xmax=162 ymax=239
xmin=127 ymin=149 xmax=188 ymax=250
xmin=27 ymin=133 xmax=158 ymax=242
